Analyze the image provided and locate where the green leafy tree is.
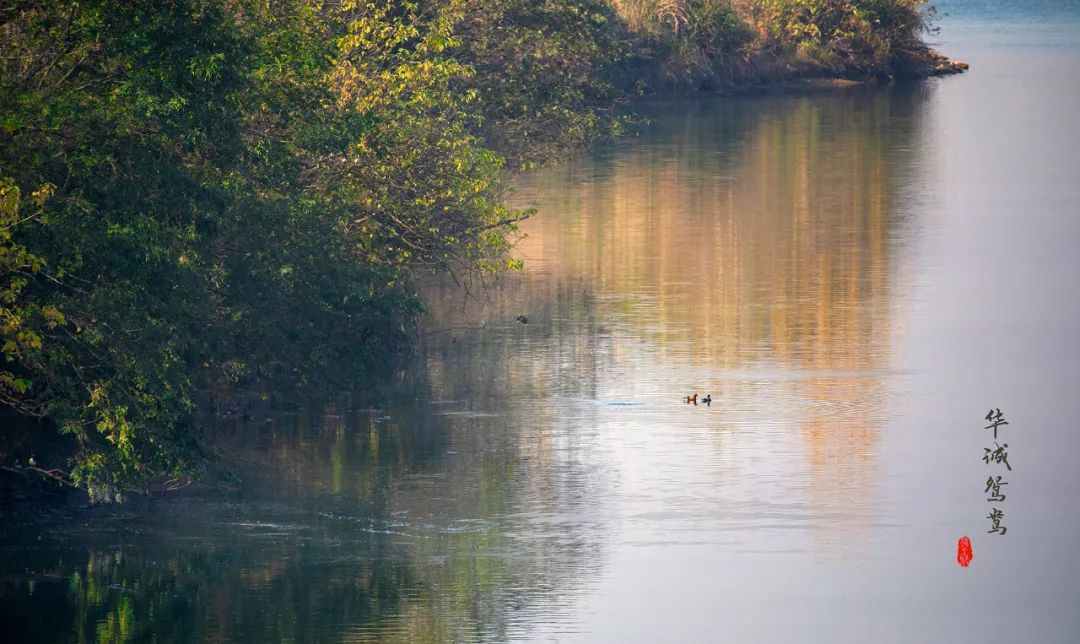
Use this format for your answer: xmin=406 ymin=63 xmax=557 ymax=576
xmin=0 ymin=0 xmax=525 ymax=499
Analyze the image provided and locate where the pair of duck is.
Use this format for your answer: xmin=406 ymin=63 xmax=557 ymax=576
xmin=685 ymin=393 xmax=712 ymax=406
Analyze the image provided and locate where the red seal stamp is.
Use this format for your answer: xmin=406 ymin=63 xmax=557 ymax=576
xmin=957 ymin=536 xmax=973 ymax=567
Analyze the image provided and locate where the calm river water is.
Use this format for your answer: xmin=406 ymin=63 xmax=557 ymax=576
xmin=3 ymin=2 xmax=1079 ymax=642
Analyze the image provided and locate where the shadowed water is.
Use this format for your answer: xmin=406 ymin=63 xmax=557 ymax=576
xmin=3 ymin=3 xmax=1080 ymax=641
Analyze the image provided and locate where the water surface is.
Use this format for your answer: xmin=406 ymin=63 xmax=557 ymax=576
xmin=3 ymin=3 xmax=1079 ymax=642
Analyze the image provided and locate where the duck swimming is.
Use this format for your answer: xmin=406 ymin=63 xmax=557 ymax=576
xmin=702 ymin=395 xmax=712 ymax=406
xmin=685 ymin=393 xmax=698 ymax=405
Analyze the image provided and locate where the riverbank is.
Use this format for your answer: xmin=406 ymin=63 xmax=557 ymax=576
xmin=0 ymin=0 xmax=964 ymax=505
xmin=607 ymin=0 xmax=967 ymax=99
xmin=644 ymin=48 xmax=969 ymax=97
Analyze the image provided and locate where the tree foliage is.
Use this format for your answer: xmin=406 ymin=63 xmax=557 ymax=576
xmin=0 ymin=0 xmax=531 ymax=499
xmin=613 ymin=0 xmax=938 ymax=90
xmin=0 ymin=0 xmax=949 ymax=500
xmin=449 ymin=0 xmax=631 ymax=166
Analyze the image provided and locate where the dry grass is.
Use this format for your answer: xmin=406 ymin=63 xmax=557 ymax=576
xmin=612 ymin=0 xmax=691 ymax=34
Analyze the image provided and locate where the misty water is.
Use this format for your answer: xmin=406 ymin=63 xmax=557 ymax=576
xmin=3 ymin=3 xmax=1079 ymax=641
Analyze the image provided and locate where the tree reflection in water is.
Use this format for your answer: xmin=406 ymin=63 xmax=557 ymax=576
xmin=0 ymin=83 xmax=931 ymax=642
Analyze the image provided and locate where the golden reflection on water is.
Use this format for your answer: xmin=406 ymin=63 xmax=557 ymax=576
xmin=512 ymin=96 xmax=902 ymax=370
xmin=426 ymin=86 xmax=929 ymax=545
